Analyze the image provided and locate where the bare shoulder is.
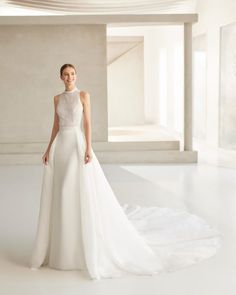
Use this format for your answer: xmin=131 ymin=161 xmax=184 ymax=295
xmin=79 ymin=90 xmax=90 ymax=104
xmin=53 ymin=95 xmax=60 ymax=102
xmin=53 ymin=95 xmax=59 ymax=110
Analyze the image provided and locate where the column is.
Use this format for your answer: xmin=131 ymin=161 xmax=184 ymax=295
xmin=184 ymin=23 xmax=193 ymax=151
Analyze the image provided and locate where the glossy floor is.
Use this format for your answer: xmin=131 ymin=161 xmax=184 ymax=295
xmin=0 ymin=157 xmax=235 ymax=294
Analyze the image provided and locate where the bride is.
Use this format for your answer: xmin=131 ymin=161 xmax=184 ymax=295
xmin=30 ymin=63 xmax=222 ymax=280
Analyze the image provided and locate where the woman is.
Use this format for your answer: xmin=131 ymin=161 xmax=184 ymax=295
xmin=30 ymin=63 xmax=222 ymax=280
xmin=42 ymin=64 xmax=92 ymax=166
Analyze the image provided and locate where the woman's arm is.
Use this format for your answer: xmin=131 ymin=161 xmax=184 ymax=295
xmin=81 ymin=91 xmax=92 ymax=151
xmin=45 ymin=95 xmax=59 ymax=153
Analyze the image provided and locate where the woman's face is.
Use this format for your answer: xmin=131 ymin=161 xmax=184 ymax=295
xmin=61 ymin=67 xmax=77 ymax=87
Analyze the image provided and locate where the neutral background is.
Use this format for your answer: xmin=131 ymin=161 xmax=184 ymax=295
xmin=0 ymin=24 xmax=108 ymax=143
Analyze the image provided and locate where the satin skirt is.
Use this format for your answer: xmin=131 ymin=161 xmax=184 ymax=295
xmin=30 ymin=125 xmax=222 ymax=280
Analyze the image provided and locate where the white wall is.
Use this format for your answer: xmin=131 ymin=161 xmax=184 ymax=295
xmin=107 ymin=42 xmax=144 ymax=127
xmin=192 ymin=33 xmax=207 ymax=140
xmin=0 ymin=24 xmax=107 ymax=145
xmin=107 ymin=26 xmax=183 ymax=133
xmin=193 ymin=0 xmax=236 ymax=149
xmin=143 ymin=26 xmax=183 ymax=133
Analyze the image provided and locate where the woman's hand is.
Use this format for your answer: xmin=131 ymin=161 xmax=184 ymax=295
xmin=84 ymin=148 xmax=92 ymax=164
xmin=42 ymin=150 xmax=50 ymax=165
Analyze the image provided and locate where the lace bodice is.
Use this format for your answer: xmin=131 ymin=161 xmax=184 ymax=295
xmin=56 ymin=86 xmax=83 ymax=128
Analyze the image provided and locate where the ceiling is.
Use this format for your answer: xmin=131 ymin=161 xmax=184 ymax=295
xmin=107 ymin=36 xmax=144 ymax=65
xmin=1 ymin=0 xmax=197 ymax=15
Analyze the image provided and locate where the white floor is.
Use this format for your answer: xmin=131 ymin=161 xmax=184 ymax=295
xmin=0 ymin=152 xmax=235 ymax=294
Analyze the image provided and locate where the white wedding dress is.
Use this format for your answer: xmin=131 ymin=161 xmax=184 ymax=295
xmin=30 ymin=86 xmax=222 ymax=280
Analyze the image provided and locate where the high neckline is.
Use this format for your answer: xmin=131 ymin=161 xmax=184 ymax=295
xmin=64 ymin=86 xmax=78 ymax=93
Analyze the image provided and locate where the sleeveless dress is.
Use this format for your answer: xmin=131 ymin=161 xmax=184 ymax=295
xmin=30 ymin=86 xmax=222 ymax=280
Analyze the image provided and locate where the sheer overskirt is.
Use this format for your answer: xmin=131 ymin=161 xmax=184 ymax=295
xmin=30 ymin=126 xmax=222 ymax=280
